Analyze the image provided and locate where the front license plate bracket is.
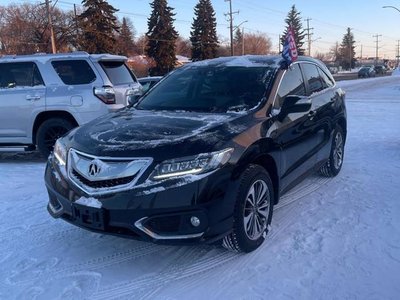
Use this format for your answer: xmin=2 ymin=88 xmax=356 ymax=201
xmin=72 ymin=203 xmax=105 ymax=230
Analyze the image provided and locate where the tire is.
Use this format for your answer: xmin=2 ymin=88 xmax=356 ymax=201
xmin=222 ymin=164 xmax=274 ymax=253
xmin=320 ymin=125 xmax=345 ymax=177
xmin=36 ymin=118 xmax=75 ymax=158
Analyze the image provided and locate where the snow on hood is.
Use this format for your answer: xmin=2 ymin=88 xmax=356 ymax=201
xmin=71 ymin=109 xmax=242 ymax=154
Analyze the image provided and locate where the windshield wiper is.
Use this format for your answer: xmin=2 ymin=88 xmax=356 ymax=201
xmin=226 ymin=104 xmax=249 ymax=112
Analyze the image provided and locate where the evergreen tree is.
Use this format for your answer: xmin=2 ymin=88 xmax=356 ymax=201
xmin=117 ymin=17 xmax=136 ymax=56
xmin=281 ymin=5 xmax=306 ymax=55
xmin=338 ymin=28 xmax=356 ymax=70
xmin=190 ymin=0 xmax=218 ymax=61
xmin=78 ymin=0 xmax=120 ymax=53
xmin=234 ymin=28 xmax=243 ymax=54
xmin=146 ymin=0 xmax=178 ymax=75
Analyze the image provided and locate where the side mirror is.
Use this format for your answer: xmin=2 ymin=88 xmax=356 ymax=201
xmin=278 ymin=95 xmax=311 ymax=121
xmin=127 ymin=88 xmax=143 ymax=107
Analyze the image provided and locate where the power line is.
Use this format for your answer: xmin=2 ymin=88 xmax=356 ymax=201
xmin=224 ymin=0 xmax=239 ymax=56
xmin=305 ymin=18 xmax=313 ymax=56
xmin=373 ymin=34 xmax=382 ymax=62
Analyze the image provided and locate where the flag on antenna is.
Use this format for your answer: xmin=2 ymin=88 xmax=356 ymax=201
xmin=282 ymin=26 xmax=298 ymax=65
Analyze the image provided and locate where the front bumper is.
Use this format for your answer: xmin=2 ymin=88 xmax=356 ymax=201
xmin=45 ymin=159 xmax=237 ymax=245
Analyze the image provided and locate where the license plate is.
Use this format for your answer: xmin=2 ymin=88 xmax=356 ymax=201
xmin=72 ymin=203 xmax=105 ymax=230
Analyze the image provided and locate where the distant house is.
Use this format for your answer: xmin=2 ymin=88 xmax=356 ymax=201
xmin=127 ymin=55 xmax=192 ymax=77
xmin=176 ymin=55 xmax=191 ymax=67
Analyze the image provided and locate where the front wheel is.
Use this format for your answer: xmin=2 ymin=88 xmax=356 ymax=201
xmin=320 ymin=126 xmax=345 ymax=177
xmin=222 ymin=165 xmax=274 ymax=253
xmin=36 ymin=118 xmax=75 ymax=158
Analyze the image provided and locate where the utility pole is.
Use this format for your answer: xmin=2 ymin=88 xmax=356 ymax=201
xmin=73 ymin=4 xmax=79 ymax=42
xmin=397 ymin=40 xmax=400 ymax=67
xmin=242 ymin=26 xmax=245 ymax=55
xmin=224 ymin=0 xmax=239 ymax=56
xmin=373 ymin=34 xmax=382 ymax=64
xmin=305 ymin=18 xmax=313 ymax=56
xmin=360 ymin=44 xmax=363 ymax=60
xmin=45 ymin=0 xmax=57 ymax=53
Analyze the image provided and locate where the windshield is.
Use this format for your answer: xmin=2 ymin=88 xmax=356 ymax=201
xmin=136 ymin=65 xmax=274 ymax=113
xmin=100 ymin=61 xmax=136 ymax=85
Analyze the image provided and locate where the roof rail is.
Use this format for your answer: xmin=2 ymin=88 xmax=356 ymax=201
xmin=0 ymin=54 xmax=16 ymax=59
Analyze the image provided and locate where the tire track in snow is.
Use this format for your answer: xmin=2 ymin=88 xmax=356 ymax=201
xmin=93 ymin=175 xmax=332 ymax=299
xmin=6 ymin=243 xmax=170 ymax=286
xmin=92 ymin=246 xmax=239 ymax=300
xmin=148 ymin=175 xmax=333 ymax=299
xmin=275 ymin=175 xmax=331 ymax=211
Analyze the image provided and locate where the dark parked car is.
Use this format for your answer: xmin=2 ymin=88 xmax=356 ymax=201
xmin=45 ymin=56 xmax=347 ymax=253
xmin=358 ymin=66 xmax=376 ymax=78
xmin=374 ymin=65 xmax=386 ymax=75
xmin=138 ymin=76 xmax=162 ymax=93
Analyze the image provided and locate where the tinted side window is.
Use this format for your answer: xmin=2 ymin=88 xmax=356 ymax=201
xmin=302 ymin=63 xmax=324 ymax=95
xmin=275 ymin=64 xmax=306 ymax=108
xmin=100 ymin=61 xmax=136 ymax=85
xmin=0 ymin=62 xmax=44 ymax=88
xmin=318 ymin=67 xmax=334 ymax=88
xmin=52 ymin=60 xmax=96 ymax=85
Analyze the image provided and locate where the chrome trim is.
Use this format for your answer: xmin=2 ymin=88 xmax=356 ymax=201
xmin=67 ymin=148 xmax=153 ymax=196
xmin=134 ymin=217 xmax=204 ymax=240
xmin=48 ymin=199 xmax=63 ymax=216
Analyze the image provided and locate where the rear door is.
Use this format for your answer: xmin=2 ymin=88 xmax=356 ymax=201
xmin=0 ymin=62 xmax=46 ymax=141
xmin=271 ymin=63 xmax=317 ymax=191
xmin=300 ymin=63 xmax=336 ymax=162
xmin=98 ymin=61 xmax=139 ymax=106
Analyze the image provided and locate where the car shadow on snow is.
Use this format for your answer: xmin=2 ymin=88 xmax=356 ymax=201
xmin=0 ymin=150 xmax=46 ymax=163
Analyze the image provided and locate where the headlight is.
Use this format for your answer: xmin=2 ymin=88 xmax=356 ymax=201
xmin=150 ymin=148 xmax=233 ymax=180
xmin=53 ymin=139 xmax=67 ymax=167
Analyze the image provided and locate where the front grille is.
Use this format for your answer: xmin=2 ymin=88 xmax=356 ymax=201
xmin=72 ymin=169 xmax=135 ymax=189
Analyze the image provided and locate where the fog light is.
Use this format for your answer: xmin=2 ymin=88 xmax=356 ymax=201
xmin=190 ymin=216 xmax=200 ymax=227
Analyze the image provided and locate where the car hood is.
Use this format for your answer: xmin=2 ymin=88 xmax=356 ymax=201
xmin=67 ymin=109 xmax=251 ymax=160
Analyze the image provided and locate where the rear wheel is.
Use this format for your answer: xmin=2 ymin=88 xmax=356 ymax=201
xmin=36 ymin=118 xmax=75 ymax=158
xmin=320 ymin=126 xmax=345 ymax=177
xmin=222 ymin=165 xmax=274 ymax=253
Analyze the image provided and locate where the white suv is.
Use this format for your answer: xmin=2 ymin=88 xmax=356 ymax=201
xmin=0 ymin=52 xmax=142 ymax=156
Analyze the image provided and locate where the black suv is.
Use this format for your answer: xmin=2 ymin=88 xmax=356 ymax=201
xmin=45 ymin=56 xmax=346 ymax=253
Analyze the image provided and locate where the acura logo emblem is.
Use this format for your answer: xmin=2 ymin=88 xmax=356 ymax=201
xmin=88 ymin=161 xmax=101 ymax=177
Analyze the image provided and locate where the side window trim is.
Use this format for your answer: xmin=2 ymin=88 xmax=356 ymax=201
xmin=51 ymin=59 xmax=97 ymax=85
xmin=272 ymin=62 xmax=306 ymax=109
xmin=0 ymin=62 xmax=44 ymax=88
xmin=317 ymin=67 xmax=334 ymax=89
xmin=33 ymin=63 xmax=45 ymax=86
xmin=299 ymin=62 xmax=325 ymax=96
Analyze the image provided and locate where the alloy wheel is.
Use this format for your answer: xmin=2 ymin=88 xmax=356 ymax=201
xmin=243 ymin=179 xmax=271 ymax=241
xmin=333 ymin=131 xmax=344 ymax=170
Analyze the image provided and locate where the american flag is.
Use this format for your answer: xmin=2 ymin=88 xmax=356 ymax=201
xmin=282 ymin=26 xmax=298 ymax=64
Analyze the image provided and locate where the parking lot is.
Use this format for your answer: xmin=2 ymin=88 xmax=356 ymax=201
xmin=0 ymin=76 xmax=399 ymax=299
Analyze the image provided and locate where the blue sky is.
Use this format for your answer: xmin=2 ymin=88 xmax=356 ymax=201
xmin=2 ymin=0 xmax=400 ymax=58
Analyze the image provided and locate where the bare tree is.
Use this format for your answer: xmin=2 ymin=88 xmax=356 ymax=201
xmin=0 ymin=3 xmax=75 ymax=55
xmin=135 ymin=34 xmax=148 ymax=56
xmin=243 ymin=32 xmax=272 ymax=55
xmin=175 ymin=36 xmax=191 ymax=57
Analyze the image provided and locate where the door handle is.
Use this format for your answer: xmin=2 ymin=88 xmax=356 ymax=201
xmin=26 ymin=95 xmax=41 ymax=101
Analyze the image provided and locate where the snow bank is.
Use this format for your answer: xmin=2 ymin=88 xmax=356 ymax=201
xmin=392 ymin=67 xmax=400 ymax=76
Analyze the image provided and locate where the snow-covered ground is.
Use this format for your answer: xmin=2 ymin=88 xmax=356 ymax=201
xmin=0 ymin=76 xmax=399 ymax=299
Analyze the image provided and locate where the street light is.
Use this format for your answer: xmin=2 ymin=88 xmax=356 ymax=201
xmin=233 ymin=20 xmax=248 ymax=55
xmin=382 ymin=5 xmax=400 ymax=13
xmin=382 ymin=6 xmax=400 ymax=67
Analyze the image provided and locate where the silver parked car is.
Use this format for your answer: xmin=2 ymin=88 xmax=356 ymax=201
xmin=0 ymin=52 xmax=142 ymax=157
